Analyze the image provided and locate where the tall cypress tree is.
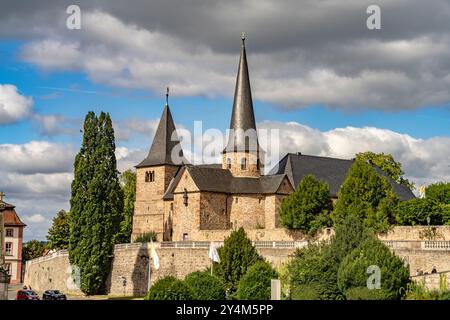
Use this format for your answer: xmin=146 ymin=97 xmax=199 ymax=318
xmin=69 ymin=111 xmax=123 ymax=295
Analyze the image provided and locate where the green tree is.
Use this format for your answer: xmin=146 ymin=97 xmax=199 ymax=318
xmin=356 ymin=151 xmax=414 ymax=190
xmin=184 ymin=271 xmax=226 ymax=300
xmin=22 ymin=240 xmax=46 ymax=261
xmin=47 ymin=210 xmax=70 ymax=250
xmin=280 ymin=175 xmax=333 ymax=234
xmin=337 ymin=236 xmax=410 ymax=300
xmin=426 ymin=182 xmax=450 ymax=204
xmin=396 ymin=198 xmax=447 ymax=225
xmin=115 ymin=169 xmax=136 ymax=244
xmin=236 ymin=260 xmax=278 ymax=300
xmin=145 ymin=276 xmax=192 ymax=300
xmin=332 ymin=159 xmax=399 ymax=232
xmin=215 ymin=227 xmax=262 ymax=293
xmin=69 ymin=111 xmax=123 ymax=295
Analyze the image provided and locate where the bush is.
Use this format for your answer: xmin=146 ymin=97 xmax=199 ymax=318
xmin=236 ymin=261 xmax=278 ymax=300
xmin=337 ymin=237 xmax=410 ymax=300
xmin=290 ymin=283 xmax=322 ymax=300
xmin=280 ymin=175 xmax=333 ymax=234
xmin=135 ymin=231 xmax=157 ymax=243
xmin=145 ymin=276 xmax=192 ymax=300
xmin=184 ymin=271 xmax=226 ymax=300
xmin=215 ymin=228 xmax=262 ymax=293
xmin=344 ymin=287 xmax=391 ymax=300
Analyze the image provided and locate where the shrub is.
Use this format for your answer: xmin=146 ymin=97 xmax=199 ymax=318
xmin=337 ymin=237 xmax=410 ymax=300
xmin=290 ymin=283 xmax=322 ymax=300
xmin=135 ymin=231 xmax=157 ymax=243
xmin=184 ymin=271 xmax=226 ymax=300
xmin=215 ymin=228 xmax=262 ymax=293
xmin=280 ymin=175 xmax=333 ymax=234
xmin=236 ymin=261 xmax=278 ymax=300
xmin=344 ymin=286 xmax=391 ymax=300
xmin=145 ymin=276 xmax=192 ymax=300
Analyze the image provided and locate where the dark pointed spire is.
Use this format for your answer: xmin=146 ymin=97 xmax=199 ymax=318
xmin=224 ymin=33 xmax=259 ymax=152
xmin=136 ymin=88 xmax=187 ymax=167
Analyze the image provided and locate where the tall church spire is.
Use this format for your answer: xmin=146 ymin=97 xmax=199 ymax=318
xmin=222 ymin=35 xmax=263 ymax=177
xmin=136 ymin=89 xmax=186 ymax=167
xmin=224 ymin=33 xmax=258 ymax=152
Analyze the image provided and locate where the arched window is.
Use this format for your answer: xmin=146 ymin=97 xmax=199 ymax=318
xmin=150 ymin=171 xmax=155 ymax=182
xmin=241 ymin=157 xmax=247 ymax=170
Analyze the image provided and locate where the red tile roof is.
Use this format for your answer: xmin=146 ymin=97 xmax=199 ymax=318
xmin=0 ymin=201 xmax=26 ymax=227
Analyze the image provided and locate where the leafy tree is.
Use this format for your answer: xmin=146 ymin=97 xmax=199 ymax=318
xmin=280 ymin=175 xmax=333 ymax=234
xmin=332 ymin=159 xmax=399 ymax=232
xmin=145 ymin=276 xmax=192 ymax=300
xmin=215 ymin=227 xmax=262 ymax=293
xmin=69 ymin=111 xmax=123 ymax=295
xmin=356 ymin=151 xmax=414 ymax=190
xmin=115 ymin=170 xmax=136 ymax=244
xmin=47 ymin=210 xmax=70 ymax=250
xmin=22 ymin=240 xmax=47 ymax=261
xmin=426 ymin=182 xmax=450 ymax=204
xmin=396 ymin=198 xmax=447 ymax=225
xmin=337 ymin=236 xmax=410 ymax=300
xmin=236 ymin=260 xmax=278 ymax=300
xmin=184 ymin=271 xmax=226 ymax=300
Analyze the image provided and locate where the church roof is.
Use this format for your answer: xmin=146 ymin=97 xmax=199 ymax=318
xmin=269 ymin=153 xmax=415 ymax=201
xmin=136 ymin=102 xmax=188 ymax=168
xmin=163 ymin=164 xmax=290 ymax=199
xmin=0 ymin=200 xmax=26 ymax=227
xmin=224 ymin=36 xmax=260 ymax=153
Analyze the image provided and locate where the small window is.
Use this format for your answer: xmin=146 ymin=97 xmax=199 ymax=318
xmin=5 ymin=242 xmax=12 ymax=255
xmin=6 ymin=228 xmax=13 ymax=237
xmin=145 ymin=171 xmax=155 ymax=182
xmin=227 ymin=158 xmax=232 ymax=169
xmin=257 ymin=159 xmax=260 ymax=170
xmin=170 ymin=203 xmax=174 ymax=211
xmin=240 ymin=157 xmax=247 ymax=170
xmin=183 ymin=233 xmax=189 ymax=241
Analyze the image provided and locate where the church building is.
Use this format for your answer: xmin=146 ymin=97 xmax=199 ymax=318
xmin=132 ymin=37 xmax=414 ymax=242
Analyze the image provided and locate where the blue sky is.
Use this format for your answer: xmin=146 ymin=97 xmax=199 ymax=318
xmin=1 ymin=1 xmax=449 ymax=241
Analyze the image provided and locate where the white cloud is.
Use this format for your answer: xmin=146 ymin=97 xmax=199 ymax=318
xmin=0 ymin=141 xmax=75 ymax=174
xmin=0 ymin=84 xmax=33 ymax=124
xmin=19 ymin=10 xmax=450 ymax=110
xmin=23 ymin=214 xmax=47 ymax=223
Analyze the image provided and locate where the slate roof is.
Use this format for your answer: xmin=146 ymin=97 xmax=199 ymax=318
xmin=224 ymin=37 xmax=260 ymax=153
xmin=163 ymin=164 xmax=290 ymax=199
xmin=269 ymin=153 xmax=415 ymax=200
xmin=136 ymin=104 xmax=188 ymax=168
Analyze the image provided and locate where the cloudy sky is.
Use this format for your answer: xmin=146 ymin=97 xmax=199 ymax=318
xmin=1 ymin=0 xmax=449 ymax=241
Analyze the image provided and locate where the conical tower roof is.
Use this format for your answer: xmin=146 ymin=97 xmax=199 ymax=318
xmin=136 ymin=91 xmax=187 ymax=167
xmin=224 ymin=35 xmax=259 ymax=152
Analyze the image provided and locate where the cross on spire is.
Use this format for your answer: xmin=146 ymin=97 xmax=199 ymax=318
xmin=165 ymin=87 xmax=170 ymax=106
xmin=0 ymin=191 xmax=5 ymax=202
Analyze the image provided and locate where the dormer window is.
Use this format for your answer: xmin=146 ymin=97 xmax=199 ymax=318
xmin=241 ymin=158 xmax=247 ymax=170
xmin=227 ymin=158 xmax=232 ymax=169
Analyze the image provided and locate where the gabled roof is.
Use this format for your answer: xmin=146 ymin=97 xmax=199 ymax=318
xmin=0 ymin=200 xmax=26 ymax=227
xmin=269 ymin=153 xmax=415 ymax=201
xmin=136 ymin=104 xmax=188 ymax=168
xmin=224 ymin=37 xmax=260 ymax=153
xmin=163 ymin=164 xmax=291 ymax=199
